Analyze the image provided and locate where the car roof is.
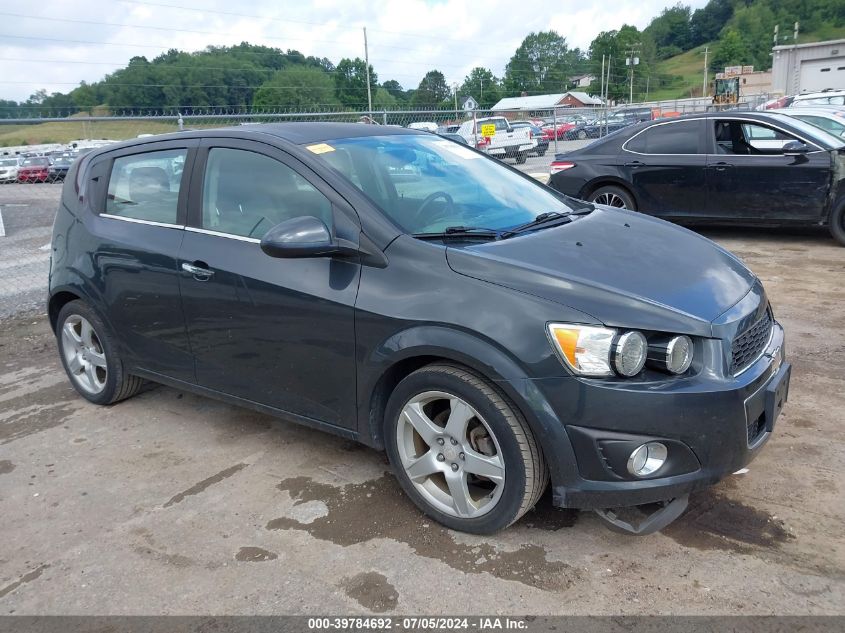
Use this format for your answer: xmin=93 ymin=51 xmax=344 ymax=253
xmin=780 ymin=108 xmax=845 ymax=118
xmin=794 ymin=89 xmax=845 ymax=99
xmin=105 ymin=122 xmax=426 ymax=152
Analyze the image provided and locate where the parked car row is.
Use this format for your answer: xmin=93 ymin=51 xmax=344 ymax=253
xmin=0 ymin=149 xmax=89 ymax=183
xmin=548 ymin=110 xmax=845 ymax=245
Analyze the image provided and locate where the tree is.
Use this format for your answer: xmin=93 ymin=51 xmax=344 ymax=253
xmin=459 ymin=67 xmax=501 ymax=109
xmin=381 ymin=80 xmax=406 ymax=102
xmin=588 ymin=25 xmax=655 ymax=102
xmin=690 ymin=0 xmax=734 ymax=47
xmin=503 ymin=31 xmax=582 ymax=96
xmin=373 ymin=87 xmax=398 ymax=110
xmin=253 ymin=66 xmax=338 ymax=109
xmin=334 ymin=57 xmax=376 ymax=109
xmin=644 ymin=4 xmax=692 ymax=58
xmin=411 ymin=70 xmax=450 ymax=108
xmin=711 ymin=29 xmax=751 ymax=71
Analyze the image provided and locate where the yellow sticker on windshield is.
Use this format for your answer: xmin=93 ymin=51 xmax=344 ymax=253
xmin=480 ymin=124 xmax=496 ymax=137
xmin=306 ymin=143 xmax=335 ymax=154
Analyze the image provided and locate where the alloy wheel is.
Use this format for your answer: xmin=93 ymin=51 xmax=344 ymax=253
xmin=396 ymin=391 xmax=505 ymax=518
xmin=593 ymin=192 xmax=628 ymax=208
xmin=61 ymin=315 xmax=108 ymax=395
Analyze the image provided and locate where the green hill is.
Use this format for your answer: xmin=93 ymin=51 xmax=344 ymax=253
xmin=649 ymin=25 xmax=845 ymax=101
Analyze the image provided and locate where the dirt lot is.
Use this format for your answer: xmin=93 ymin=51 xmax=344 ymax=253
xmin=0 ymin=181 xmax=843 ymax=615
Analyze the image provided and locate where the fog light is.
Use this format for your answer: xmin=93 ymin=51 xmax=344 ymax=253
xmin=627 ymin=442 xmax=668 ymax=477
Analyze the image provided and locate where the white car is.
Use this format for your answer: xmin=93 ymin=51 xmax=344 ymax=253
xmin=791 ymin=89 xmax=845 ymax=108
xmin=779 ymin=108 xmax=845 ymax=139
xmin=407 ymin=121 xmax=439 ymax=132
xmin=0 ymin=156 xmax=20 ymax=183
xmin=456 ymin=116 xmax=536 ymax=163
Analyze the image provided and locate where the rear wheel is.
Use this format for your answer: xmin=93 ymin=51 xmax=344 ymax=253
xmin=576 ymin=130 xmax=588 ymax=140
xmin=56 ymin=300 xmax=144 ymax=405
xmin=588 ymin=185 xmax=636 ymax=210
xmin=384 ymin=364 xmax=547 ymax=534
xmin=830 ymin=198 xmax=845 ymax=246
xmin=515 ymin=152 xmax=527 ymax=164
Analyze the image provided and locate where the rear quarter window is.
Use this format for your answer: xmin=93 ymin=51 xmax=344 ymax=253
xmin=105 ymin=149 xmax=187 ymax=224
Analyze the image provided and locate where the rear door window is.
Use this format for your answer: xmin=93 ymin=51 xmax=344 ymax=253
xmin=626 ymin=120 xmax=701 ymax=154
xmin=105 ymin=149 xmax=187 ymax=224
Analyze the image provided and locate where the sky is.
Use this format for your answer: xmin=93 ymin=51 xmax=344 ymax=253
xmin=0 ymin=0 xmax=711 ymax=103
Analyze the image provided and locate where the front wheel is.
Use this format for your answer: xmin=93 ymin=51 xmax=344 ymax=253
xmin=384 ymin=364 xmax=547 ymax=534
xmin=829 ymin=198 xmax=845 ymax=246
xmin=588 ymin=185 xmax=636 ymax=210
xmin=56 ymin=300 xmax=144 ymax=405
xmin=576 ymin=130 xmax=587 ymax=140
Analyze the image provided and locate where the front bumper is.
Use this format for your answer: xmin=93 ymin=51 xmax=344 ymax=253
xmin=516 ymin=320 xmax=787 ymax=510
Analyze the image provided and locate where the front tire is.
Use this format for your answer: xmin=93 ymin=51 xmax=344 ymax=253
xmin=829 ymin=198 xmax=845 ymax=246
xmin=588 ymin=185 xmax=637 ymax=210
xmin=56 ymin=300 xmax=144 ymax=405
xmin=384 ymin=364 xmax=547 ymax=534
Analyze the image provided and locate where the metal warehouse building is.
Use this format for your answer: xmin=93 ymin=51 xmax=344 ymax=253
xmin=772 ymin=39 xmax=845 ymax=94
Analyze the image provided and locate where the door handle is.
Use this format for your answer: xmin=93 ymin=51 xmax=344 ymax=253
xmin=181 ymin=261 xmax=214 ymax=279
xmin=712 ymin=162 xmax=733 ymax=172
xmin=624 ymin=161 xmax=644 ymax=168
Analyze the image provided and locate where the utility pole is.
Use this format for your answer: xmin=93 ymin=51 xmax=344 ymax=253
xmin=626 ymin=46 xmax=640 ymax=104
xmin=453 ymin=82 xmax=458 ymax=114
xmin=480 ymin=76 xmax=483 ymax=106
xmin=363 ymin=27 xmax=373 ymax=117
xmin=793 ymin=21 xmax=800 ymax=44
xmin=599 ymin=54 xmax=605 ymax=109
xmin=702 ymin=45 xmax=709 ymax=98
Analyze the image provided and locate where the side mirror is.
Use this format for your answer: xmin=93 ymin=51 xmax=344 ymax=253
xmin=782 ymin=140 xmax=811 ymax=156
xmin=260 ymin=216 xmax=358 ymax=259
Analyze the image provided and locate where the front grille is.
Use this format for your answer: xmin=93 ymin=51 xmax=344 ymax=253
xmin=731 ymin=309 xmax=773 ymax=374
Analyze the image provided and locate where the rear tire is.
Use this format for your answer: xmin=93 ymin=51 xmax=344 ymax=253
xmin=829 ymin=198 xmax=845 ymax=246
xmin=384 ymin=363 xmax=548 ymax=534
xmin=515 ymin=152 xmax=527 ymax=164
xmin=56 ymin=300 xmax=144 ymax=405
xmin=588 ymin=185 xmax=637 ymax=210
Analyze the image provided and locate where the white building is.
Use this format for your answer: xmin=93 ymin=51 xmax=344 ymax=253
xmin=772 ymin=39 xmax=845 ymax=94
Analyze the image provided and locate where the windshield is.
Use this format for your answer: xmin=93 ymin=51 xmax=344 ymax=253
xmin=772 ymin=114 xmax=845 ymax=148
xmin=22 ymin=157 xmax=48 ymax=166
xmin=313 ymin=134 xmax=574 ymax=234
xmin=0 ymin=158 xmax=17 ymax=166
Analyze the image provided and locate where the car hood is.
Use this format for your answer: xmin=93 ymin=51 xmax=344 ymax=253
xmin=445 ymin=207 xmax=755 ymax=336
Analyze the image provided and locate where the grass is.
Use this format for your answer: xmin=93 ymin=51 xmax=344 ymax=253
xmin=648 ymin=27 xmax=845 ymax=101
xmin=0 ymin=119 xmax=180 ymax=147
xmin=649 ymin=44 xmax=715 ymax=102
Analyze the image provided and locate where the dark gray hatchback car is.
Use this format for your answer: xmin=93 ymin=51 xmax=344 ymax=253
xmin=49 ymin=123 xmax=790 ymax=535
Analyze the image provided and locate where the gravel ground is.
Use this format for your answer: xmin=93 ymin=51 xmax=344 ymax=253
xmin=0 ymin=164 xmax=843 ymax=616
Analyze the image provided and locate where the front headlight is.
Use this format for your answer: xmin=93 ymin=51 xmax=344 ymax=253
xmin=548 ymin=324 xmax=693 ymax=378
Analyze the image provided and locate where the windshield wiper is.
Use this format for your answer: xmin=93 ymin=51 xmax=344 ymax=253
xmin=413 ymin=226 xmax=502 ymax=240
xmin=501 ymin=205 xmax=596 ymax=238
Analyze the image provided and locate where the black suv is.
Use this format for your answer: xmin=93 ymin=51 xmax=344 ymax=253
xmin=49 ymin=124 xmax=790 ymax=535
